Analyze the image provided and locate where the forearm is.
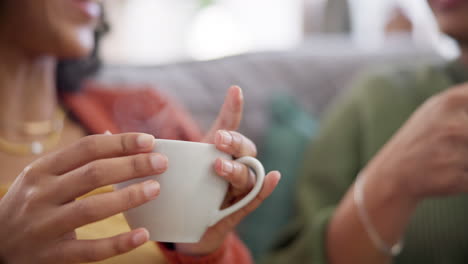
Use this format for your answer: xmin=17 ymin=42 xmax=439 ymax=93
xmin=327 ymin=168 xmax=418 ymax=264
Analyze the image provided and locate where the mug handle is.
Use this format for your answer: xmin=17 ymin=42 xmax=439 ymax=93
xmin=208 ymin=156 xmax=266 ymax=226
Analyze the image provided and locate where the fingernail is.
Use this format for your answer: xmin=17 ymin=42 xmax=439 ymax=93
xmin=143 ymin=181 xmax=160 ymax=199
xmin=132 ymin=229 xmax=149 ymax=246
xmin=236 ymin=86 xmax=244 ymax=101
xmin=137 ymin=134 xmax=155 ymax=149
xmin=220 ymin=130 xmax=232 ymax=145
xmin=222 ymin=160 xmax=233 ymax=174
xmin=150 ymin=154 xmax=167 ymax=171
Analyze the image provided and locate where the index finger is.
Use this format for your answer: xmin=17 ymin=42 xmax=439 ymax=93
xmin=35 ymin=133 xmax=156 ymax=175
xmin=204 ymin=86 xmax=244 ymax=143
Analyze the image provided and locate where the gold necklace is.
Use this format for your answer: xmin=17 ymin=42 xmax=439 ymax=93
xmin=0 ymin=109 xmax=65 ymax=156
xmin=21 ymin=112 xmax=61 ymax=136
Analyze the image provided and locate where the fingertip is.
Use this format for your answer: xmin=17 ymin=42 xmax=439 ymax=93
xmin=136 ymin=134 xmax=156 ymax=149
xmin=231 ymin=85 xmax=244 ymax=107
xmin=214 ymin=130 xmax=223 ymax=145
xmin=236 ymin=86 xmax=244 ymax=102
xmin=230 ymin=85 xmax=242 ymax=96
xmin=226 ymin=85 xmax=243 ymax=110
xmin=214 ymin=158 xmax=224 ymax=173
xmin=214 ymin=158 xmax=233 ymax=178
xmin=132 ymin=228 xmax=149 ymax=247
xmin=143 ymin=180 xmax=160 ymax=200
xmin=273 ymin=171 xmax=282 ymax=181
xmin=150 ymin=154 xmax=168 ymax=172
xmin=230 ymin=85 xmax=240 ymax=91
xmin=267 ymin=171 xmax=282 ymax=187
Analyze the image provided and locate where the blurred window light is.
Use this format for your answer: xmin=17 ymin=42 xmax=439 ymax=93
xmin=102 ymin=0 xmax=198 ymax=65
xmin=101 ymin=0 xmax=303 ymax=65
xmin=187 ymin=4 xmax=252 ymax=60
xmin=348 ymin=0 xmax=460 ymax=59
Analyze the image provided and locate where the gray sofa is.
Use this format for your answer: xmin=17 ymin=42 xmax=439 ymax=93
xmin=97 ymin=39 xmax=441 ymax=145
xmin=96 ymin=40 xmax=443 ymax=258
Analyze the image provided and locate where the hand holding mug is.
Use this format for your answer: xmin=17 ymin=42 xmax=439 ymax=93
xmin=177 ymin=86 xmax=281 ymax=255
xmin=116 ymin=86 xmax=281 ymax=256
xmin=0 ymin=133 xmax=167 ymax=264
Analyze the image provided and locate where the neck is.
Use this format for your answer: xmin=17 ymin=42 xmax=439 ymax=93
xmin=0 ymin=42 xmax=57 ymax=140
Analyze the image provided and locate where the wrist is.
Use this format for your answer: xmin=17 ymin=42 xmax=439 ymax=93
xmin=362 ymin=163 xmax=421 ymax=208
xmin=360 ymin=166 xmax=419 ymax=221
xmin=355 ymin=167 xmax=419 ymax=253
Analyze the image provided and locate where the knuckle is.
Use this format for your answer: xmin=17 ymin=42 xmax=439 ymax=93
xmin=80 ymin=136 xmax=100 ymax=155
xmin=81 ymin=247 xmax=99 ymax=262
xmin=83 ymin=162 xmax=104 ymax=186
xmin=438 ymin=122 xmax=467 ymax=145
xmin=438 ymin=89 xmax=465 ymax=109
xmin=231 ymin=131 xmax=257 ymax=157
xmin=19 ymin=164 xmax=39 ymax=183
xmin=233 ymin=163 xmax=249 ymax=186
xmin=434 ymin=175 xmax=460 ymax=195
xmin=232 ymin=132 xmax=244 ymax=155
xmin=42 ymin=244 xmax=67 ymax=264
xmin=233 ymin=162 xmax=244 ymax=177
xmin=75 ymin=200 xmax=99 ymax=223
xmin=120 ymin=135 xmax=131 ymax=154
xmin=131 ymin=154 xmax=149 ymax=175
xmin=25 ymin=222 xmax=44 ymax=241
xmin=124 ymin=186 xmax=144 ymax=209
xmin=113 ymin=237 xmax=129 ymax=255
xmin=22 ymin=186 xmax=42 ymax=209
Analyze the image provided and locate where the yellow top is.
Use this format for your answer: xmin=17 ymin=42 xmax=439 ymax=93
xmin=0 ymin=185 xmax=167 ymax=264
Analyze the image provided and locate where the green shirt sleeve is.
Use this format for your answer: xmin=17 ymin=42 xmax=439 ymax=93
xmin=261 ymin=72 xmax=412 ymax=264
xmin=260 ymin=63 xmax=461 ymax=264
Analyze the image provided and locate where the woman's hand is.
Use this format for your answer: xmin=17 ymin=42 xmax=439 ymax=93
xmin=175 ymin=86 xmax=281 ymax=256
xmin=365 ymin=84 xmax=468 ymax=202
xmin=327 ymin=84 xmax=468 ymax=264
xmin=0 ymin=133 xmax=168 ymax=264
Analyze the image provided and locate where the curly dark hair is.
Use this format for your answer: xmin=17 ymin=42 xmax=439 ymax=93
xmin=56 ymin=10 xmax=109 ymax=93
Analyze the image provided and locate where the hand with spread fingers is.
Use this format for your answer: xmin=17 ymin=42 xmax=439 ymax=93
xmin=0 ymin=133 xmax=168 ymax=264
xmin=175 ymin=86 xmax=281 ymax=256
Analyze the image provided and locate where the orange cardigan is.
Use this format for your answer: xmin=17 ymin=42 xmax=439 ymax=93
xmin=62 ymin=82 xmax=253 ymax=264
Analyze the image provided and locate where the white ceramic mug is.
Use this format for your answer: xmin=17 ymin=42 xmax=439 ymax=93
xmin=115 ymin=139 xmax=265 ymax=243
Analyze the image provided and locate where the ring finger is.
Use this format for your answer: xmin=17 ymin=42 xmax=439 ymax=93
xmin=214 ymin=158 xmax=255 ymax=197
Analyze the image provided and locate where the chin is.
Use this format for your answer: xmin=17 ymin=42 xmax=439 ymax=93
xmin=431 ymin=3 xmax=468 ymax=42
xmin=58 ymin=28 xmax=95 ymax=59
xmin=438 ymin=20 xmax=468 ymax=43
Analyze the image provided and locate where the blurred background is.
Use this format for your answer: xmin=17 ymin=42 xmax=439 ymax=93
xmin=96 ymin=1 xmax=457 ymax=260
xmin=101 ymin=0 xmax=459 ymax=65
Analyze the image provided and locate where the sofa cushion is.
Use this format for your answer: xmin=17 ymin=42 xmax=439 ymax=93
xmin=236 ymin=94 xmax=318 ymax=260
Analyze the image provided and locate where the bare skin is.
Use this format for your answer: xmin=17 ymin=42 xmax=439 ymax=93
xmin=0 ymin=117 xmax=87 ymax=186
xmin=0 ymin=0 xmax=281 ymax=263
xmin=326 ymin=0 xmax=468 ymax=263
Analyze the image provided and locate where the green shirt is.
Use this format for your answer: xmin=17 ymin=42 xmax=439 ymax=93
xmin=263 ymin=61 xmax=468 ymax=264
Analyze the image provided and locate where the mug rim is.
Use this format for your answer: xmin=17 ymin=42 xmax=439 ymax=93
xmin=155 ymin=139 xmax=214 ymax=148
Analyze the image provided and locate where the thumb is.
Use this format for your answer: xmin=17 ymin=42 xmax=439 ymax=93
xmin=203 ymin=86 xmax=244 ymax=143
